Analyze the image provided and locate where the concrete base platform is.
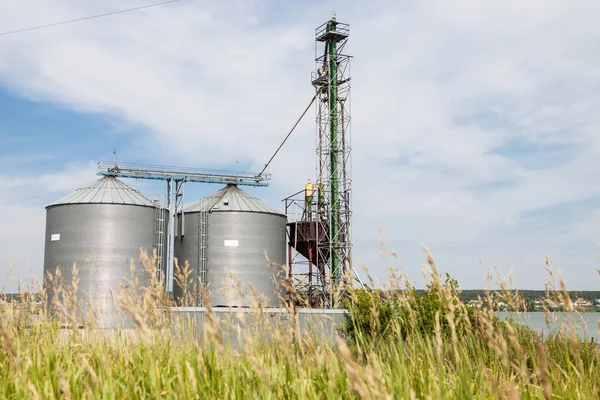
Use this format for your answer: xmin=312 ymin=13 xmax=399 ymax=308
xmin=169 ymin=307 xmax=348 ymax=348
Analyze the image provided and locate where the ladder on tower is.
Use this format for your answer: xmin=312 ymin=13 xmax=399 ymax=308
xmin=153 ymin=199 xmax=166 ymax=283
xmin=197 ymin=198 xmax=209 ymax=306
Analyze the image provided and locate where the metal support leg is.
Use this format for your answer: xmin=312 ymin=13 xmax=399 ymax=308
xmin=308 ymin=246 xmax=313 ymax=306
xmin=175 ymin=179 xmax=185 ymax=238
xmin=288 ymin=243 xmax=293 ymax=305
xmin=166 ymin=178 xmax=175 ymax=293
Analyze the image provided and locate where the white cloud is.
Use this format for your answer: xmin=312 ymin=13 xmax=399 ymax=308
xmin=1 ymin=0 xmax=600 ymax=290
xmin=0 ymin=162 xmax=97 ymax=203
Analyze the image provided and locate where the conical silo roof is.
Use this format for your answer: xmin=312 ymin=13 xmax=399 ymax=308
xmin=46 ymin=176 xmax=156 ymax=208
xmin=185 ymin=184 xmax=283 ymax=215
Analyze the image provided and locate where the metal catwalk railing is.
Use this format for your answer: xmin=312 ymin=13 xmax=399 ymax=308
xmin=97 ymin=161 xmax=270 ymax=187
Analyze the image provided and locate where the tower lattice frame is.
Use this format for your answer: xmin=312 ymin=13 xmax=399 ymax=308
xmin=286 ymin=17 xmax=353 ymax=308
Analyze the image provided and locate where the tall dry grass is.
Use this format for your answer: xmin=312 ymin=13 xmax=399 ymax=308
xmin=0 ymin=246 xmax=598 ymax=399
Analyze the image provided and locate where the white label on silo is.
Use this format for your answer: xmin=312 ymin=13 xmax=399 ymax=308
xmin=51 ymin=234 xmax=60 ymax=241
xmin=224 ymin=240 xmax=239 ymax=247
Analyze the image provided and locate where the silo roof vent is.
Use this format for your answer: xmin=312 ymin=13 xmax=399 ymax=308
xmin=46 ymin=176 xmax=156 ymax=208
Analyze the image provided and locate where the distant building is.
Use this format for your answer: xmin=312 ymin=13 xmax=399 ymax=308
xmin=575 ymin=298 xmax=593 ymax=307
xmin=466 ymin=299 xmax=481 ymax=308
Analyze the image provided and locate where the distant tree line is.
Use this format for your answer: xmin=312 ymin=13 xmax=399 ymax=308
xmin=456 ymin=290 xmax=600 ymax=303
xmin=409 ymin=289 xmax=600 ymax=312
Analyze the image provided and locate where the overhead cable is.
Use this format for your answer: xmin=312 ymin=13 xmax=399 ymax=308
xmin=0 ymin=0 xmax=180 ymax=37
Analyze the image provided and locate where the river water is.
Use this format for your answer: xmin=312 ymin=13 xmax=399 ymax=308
xmin=496 ymin=312 xmax=600 ymax=340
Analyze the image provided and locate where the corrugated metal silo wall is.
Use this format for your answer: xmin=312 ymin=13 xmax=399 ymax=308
xmin=206 ymin=212 xmax=287 ymax=307
xmin=43 ymin=203 xmax=156 ymax=328
xmin=173 ymin=212 xmax=200 ymax=304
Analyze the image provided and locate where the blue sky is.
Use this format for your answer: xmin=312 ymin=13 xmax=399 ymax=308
xmin=1 ymin=0 xmax=600 ymax=292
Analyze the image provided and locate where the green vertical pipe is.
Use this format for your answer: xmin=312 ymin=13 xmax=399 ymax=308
xmin=327 ymin=18 xmax=340 ymax=282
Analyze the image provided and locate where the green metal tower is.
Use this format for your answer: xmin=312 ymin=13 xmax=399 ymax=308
xmin=284 ymin=16 xmax=356 ymax=307
xmin=312 ymin=17 xmax=352 ymax=290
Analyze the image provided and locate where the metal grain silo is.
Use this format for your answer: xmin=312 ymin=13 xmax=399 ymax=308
xmin=173 ymin=184 xmax=287 ymax=307
xmin=43 ymin=176 xmax=164 ymax=328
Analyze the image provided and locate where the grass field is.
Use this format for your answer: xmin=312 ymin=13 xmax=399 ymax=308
xmin=1 ymin=249 xmax=599 ymax=399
